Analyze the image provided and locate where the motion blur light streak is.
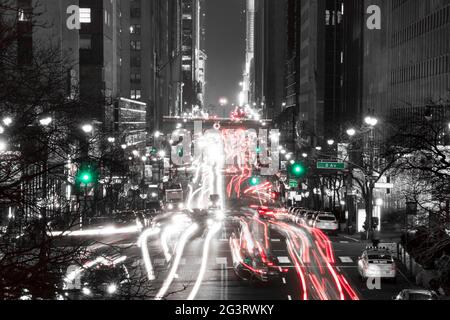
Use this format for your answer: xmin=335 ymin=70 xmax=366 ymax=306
xmin=187 ymin=222 xmax=222 ymax=300
xmin=49 ymin=225 xmax=141 ymax=237
xmin=155 ymin=223 xmax=199 ymax=300
xmin=286 ymin=240 xmax=308 ymax=300
xmin=138 ymin=228 xmax=161 ymax=281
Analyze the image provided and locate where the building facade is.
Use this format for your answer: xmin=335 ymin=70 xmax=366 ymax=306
xmin=343 ymin=0 xmax=450 ymax=123
xmin=181 ymin=0 xmax=207 ymax=112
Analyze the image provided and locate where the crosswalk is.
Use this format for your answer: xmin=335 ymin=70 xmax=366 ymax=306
xmin=151 ymin=256 xmax=293 ymax=267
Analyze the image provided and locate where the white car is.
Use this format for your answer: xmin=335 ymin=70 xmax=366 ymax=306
xmin=358 ymin=247 xmax=397 ymax=282
xmin=312 ymin=214 xmax=339 ymax=234
xmin=393 ymin=289 xmax=439 ymax=300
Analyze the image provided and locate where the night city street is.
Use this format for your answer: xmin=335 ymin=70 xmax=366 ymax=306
xmin=1 ymin=0 xmax=450 ymax=309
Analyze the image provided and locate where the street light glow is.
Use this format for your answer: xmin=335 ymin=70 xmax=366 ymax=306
xmin=2 ymin=117 xmax=12 ymax=126
xmin=81 ymin=124 xmax=93 ymax=133
xmin=302 ymin=153 xmax=308 ymax=158
xmin=154 ymin=131 xmax=162 ymax=138
xmin=158 ymin=150 xmax=166 ymax=158
xmin=107 ymin=137 xmax=115 ymax=143
xmin=364 ymin=116 xmax=378 ymax=127
xmin=219 ymin=97 xmax=228 ymax=106
xmin=0 ymin=125 xmax=4 ymax=134
xmin=39 ymin=117 xmax=52 ymax=126
xmin=346 ymin=128 xmax=356 ymax=137
xmin=327 ymin=139 xmax=335 ymax=146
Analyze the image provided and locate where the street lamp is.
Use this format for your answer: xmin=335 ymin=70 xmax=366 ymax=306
xmin=327 ymin=139 xmax=335 ymax=146
xmin=121 ymin=144 xmax=127 ymax=150
xmin=39 ymin=116 xmax=52 ymax=127
xmin=154 ymin=131 xmax=163 ymax=138
xmin=107 ymin=137 xmax=116 ymax=144
xmin=81 ymin=124 xmax=93 ymax=134
xmin=346 ymin=128 xmax=356 ymax=137
xmin=364 ymin=116 xmax=378 ymax=127
xmin=141 ymin=156 xmax=148 ymax=162
xmin=158 ymin=150 xmax=166 ymax=158
xmin=315 ymin=146 xmax=322 ymax=151
xmin=302 ymin=153 xmax=308 ymax=158
xmin=2 ymin=117 xmax=12 ymax=127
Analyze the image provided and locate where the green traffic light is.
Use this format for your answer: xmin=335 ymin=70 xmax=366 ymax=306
xmin=250 ymin=176 xmax=261 ymax=186
xmin=291 ymin=163 xmax=306 ymax=177
xmin=256 ymin=147 xmax=262 ymax=154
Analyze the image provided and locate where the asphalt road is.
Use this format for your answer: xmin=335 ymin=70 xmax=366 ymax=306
xmin=59 ymin=208 xmax=417 ymax=300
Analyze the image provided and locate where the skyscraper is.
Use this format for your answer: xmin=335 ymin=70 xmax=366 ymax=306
xmin=343 ymin=0 xmax=450 ymax=124
xmin=181 ymin=0 xmax=207 ymax=112
xmin=242 ymin=0 xmax=255 ymax=106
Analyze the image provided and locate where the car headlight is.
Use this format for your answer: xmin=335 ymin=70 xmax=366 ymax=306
xmin=107 ymin=284 xmax=118 ymax=294
xmin=178 ymin=203 xmax=185 ymax=210
xmin=82 ymin=287 xmax=91 ymax=296
xmin=168 ymin=204 xmax=174 ymax=210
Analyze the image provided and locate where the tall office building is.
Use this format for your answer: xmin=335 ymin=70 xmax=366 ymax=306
xmin=295 ymin=0 xmax=344 ymax=149
xmin=242 ymin=0 xmax=255 ymax=106
xmin=343 ymin=0 xmax=450 ymax=124
xmin=120 ymin=0 xmax=184 ymax=131
xmin=78 ymin=0 xmax=122 ymax=126
xmin=181 ymin=0 xmax=207 ymax=112
xmin=251 ymin=0 xmax=344 ymax=151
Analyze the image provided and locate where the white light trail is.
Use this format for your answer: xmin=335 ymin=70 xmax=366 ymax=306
xmin=49 ymin=225 xmax=141 ymax=237
xmin=161 ymin=226 xmax=178 ymax=263
xmin=155 ymin=223 xmax=199 ymax=300
xmin=138 ymin=228 xmax=161 ymax=281
xmin=187 ymin=222 xmax=222 ymax=300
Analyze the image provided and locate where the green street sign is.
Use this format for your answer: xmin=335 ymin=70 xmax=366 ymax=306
xmin=289 ymin=179 xmax=298 ymax=188
xmin=317 ymin=162 xmax=346 ymax=170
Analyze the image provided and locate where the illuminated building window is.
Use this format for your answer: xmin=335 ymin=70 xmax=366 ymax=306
xmin=79 ymin=8 xmax=91 ymax=23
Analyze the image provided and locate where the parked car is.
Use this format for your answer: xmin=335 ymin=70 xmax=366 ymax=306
xmin=312 ymin=213 xmax=339 ymax=235
xmin=393 ymin=289 xmax=439 ymax=300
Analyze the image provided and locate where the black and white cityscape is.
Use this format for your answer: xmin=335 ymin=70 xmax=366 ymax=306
xmin=1 ymin=0 xmax=450 ymax=302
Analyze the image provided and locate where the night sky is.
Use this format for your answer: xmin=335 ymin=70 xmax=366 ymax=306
xmin=205 ymin=0 xmax=246 ymax=115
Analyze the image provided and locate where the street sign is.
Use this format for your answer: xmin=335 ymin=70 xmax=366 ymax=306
xmin=289 ymin=179 xmax=298 ymax=188
xmin=317 ymin=162 xmax=345 ymax=170
xmin=374 ymin=182 xmax=394 ymax=189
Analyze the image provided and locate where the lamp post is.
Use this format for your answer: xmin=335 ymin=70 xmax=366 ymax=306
xmin=364 ymin=115 xmax=378 ymax=240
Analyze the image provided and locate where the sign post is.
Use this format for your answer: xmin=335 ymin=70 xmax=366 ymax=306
xmin=317 ymin=162 xmax=346 ymax=170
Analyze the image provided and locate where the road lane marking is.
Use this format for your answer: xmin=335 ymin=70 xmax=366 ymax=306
xmin=342 ymin=236 xmax=360 ymax=243
xmin=216 ymin=257 xmax=227 ymax=265
xmin=180 ymin=258 xmax=186 ymax=265
xmin=339 ymin=257 xmax=354 ymax=263
xmin=271 ymin=239 xmax=281 ymax=242
xmin=282 ymin=277 xmax=286 ymax=284
xmin=339 ymin=241 xmax=350 ymax=244
xmin=277 ymin=256 xmax=291 ymax=264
